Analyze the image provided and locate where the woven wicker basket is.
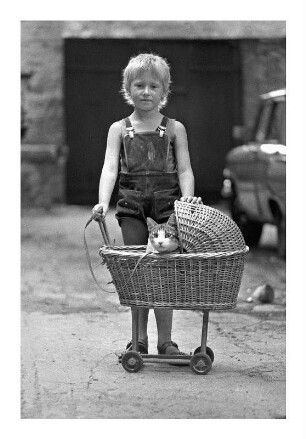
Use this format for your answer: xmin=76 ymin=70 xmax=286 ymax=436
xmin=99 ymin=202 xmax=248 ymax=311
xmin=174 ymin=200 xmax=246 ymax=253
xmin=100 ymin=246 xmax=247 ymax=310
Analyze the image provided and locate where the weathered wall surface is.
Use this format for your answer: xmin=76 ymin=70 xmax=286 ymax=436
xmin=21 ymin=21 xmax=65 ymax=145
xmin=241 ymin=39 xmax=286 ymax=128
xmin=60 ymin=20 xmax=286 ymax=40
xmin=20 ymin=21 xmax=285 ymax=206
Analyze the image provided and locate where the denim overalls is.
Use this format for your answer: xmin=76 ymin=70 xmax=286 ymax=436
xmin=116 ymin=116 xmax=181 ymax=225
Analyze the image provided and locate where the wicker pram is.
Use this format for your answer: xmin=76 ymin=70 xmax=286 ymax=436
xmin=99 ymin=201 xmax=248 ymax=311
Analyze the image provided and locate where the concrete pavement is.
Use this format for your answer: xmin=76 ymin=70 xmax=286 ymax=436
xmin=21 ymin=205 xmax=286 ymax=419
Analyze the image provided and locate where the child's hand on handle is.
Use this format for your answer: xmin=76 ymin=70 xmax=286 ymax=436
xmin=92 ymin=203 xmax=109 ymax=221
xmin=180 ymin=196 xmax=203 ymax=204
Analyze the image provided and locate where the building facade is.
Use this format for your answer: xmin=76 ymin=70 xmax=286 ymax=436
xmin=21 ymin=21 xmax=286 ymax=207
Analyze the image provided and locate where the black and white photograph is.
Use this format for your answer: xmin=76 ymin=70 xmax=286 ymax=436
xmin=3 ymin=0 xmax=306 ymax=435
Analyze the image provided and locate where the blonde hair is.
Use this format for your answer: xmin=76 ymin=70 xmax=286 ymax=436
xmin=121 ymin=53 xmax=171 ymax=109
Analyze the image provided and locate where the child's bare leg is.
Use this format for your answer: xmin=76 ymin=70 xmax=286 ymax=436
xmin=154 ymin=308 xmax=180 ymax=354
xmin=136 ymin=308 xmax=149 ymax=344
xmin=120 ymin=217 xmax=149 ymax=347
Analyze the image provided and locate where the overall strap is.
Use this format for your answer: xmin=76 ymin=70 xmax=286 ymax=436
xmin=164 ymin=118 xmax=176 ymax=142
xmin=124 ymin=117 xmax=135 ymax=138
xmin=157 ymin=116 xmax=168 ymax=137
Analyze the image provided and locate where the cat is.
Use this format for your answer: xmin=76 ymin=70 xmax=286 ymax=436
xmin=146 ymin=213 xmax=180 ymax=254
xmin=130 ymin=213 xmax=181 ymax=278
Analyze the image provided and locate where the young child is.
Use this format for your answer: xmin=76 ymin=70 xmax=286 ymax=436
xmin=92 ymin=53 xmax=202 ymax=356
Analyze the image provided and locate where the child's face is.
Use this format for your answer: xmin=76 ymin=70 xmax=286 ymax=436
xmin=129 ymin=71 xmax=165 ymax=111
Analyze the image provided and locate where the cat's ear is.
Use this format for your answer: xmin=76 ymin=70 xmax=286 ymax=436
xmin=166 ymin=213 xmax=177 ymax=229
xmin=147 ymin=217 xmax=158 ymax=232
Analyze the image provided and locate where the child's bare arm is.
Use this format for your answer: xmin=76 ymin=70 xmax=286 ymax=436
xmin=92 ymin=122 xmax=121 ymax=217
xmin=174 ymin=121 xmax=201 ymax=204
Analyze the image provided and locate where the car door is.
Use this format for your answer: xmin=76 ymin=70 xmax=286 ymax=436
xmin=233 ymin=99 xmax=274 ymax=222
xmin=256 ymin=98 xmax=286 ymax=221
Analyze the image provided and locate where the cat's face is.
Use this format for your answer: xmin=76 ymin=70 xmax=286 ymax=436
xmin=146 ymin=214 xmax=180 ymax=254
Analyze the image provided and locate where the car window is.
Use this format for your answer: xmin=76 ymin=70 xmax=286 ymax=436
xmin=267 ymin=101 xmax=286 ymax=145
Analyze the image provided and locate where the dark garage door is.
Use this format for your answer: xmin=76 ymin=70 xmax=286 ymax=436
xmin=64 ymin=38 xmax=241 ymax=205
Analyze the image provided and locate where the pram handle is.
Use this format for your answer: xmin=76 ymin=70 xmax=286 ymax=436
xmin=97 ymin=218 xmax=111 ymax=246
xmin=83 ymin=209 xmax=112 ymax=292
xmin=90 ymin=206 xmax=111 ymax=246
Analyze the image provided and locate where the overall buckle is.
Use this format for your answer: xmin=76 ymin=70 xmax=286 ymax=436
xmin=158 ymin=125 xmax=166 ymax=137
xmin=126 ymin=127 xmax=135 ymax=138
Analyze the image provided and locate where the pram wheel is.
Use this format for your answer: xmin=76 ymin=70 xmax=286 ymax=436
xmin=121 ymin=351 xmax=143 ymax=373
xmin=190 ymin=353 xmax=212 ymax=375
xmin=194 ymin=346 xmax=214 ymax=363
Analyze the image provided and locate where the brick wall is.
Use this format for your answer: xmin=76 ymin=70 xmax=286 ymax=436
xmin=21 ymin=21 xmax=66 ymax=207
xmin=21 ymin=144 xmax=67 ymax=209
xmin=21 ymin=21 xmax=65 ymax=145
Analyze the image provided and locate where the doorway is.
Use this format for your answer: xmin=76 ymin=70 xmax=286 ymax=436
xmin=64 ymin=38 xmax=242 ymax=204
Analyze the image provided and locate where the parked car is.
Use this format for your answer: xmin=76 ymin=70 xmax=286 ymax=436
xmin=222 ymin=89 xmax=286 ymax=257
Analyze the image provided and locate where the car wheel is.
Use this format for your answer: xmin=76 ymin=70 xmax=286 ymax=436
xmin=277 ymin=216 xmax=286 ymax=259
xmin=238 ymin=218 xmax=263 ymax=247
xmin=231 ymin=199 xmax=263 ymax=247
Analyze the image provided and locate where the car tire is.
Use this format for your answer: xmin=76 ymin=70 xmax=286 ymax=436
xmin=231 ymin=198 xmax=263 ymax=247
xmin=237 ymin=217 xmax=263 ymax=247
xmin=277 ymin=216 xmax=286 ymax=259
